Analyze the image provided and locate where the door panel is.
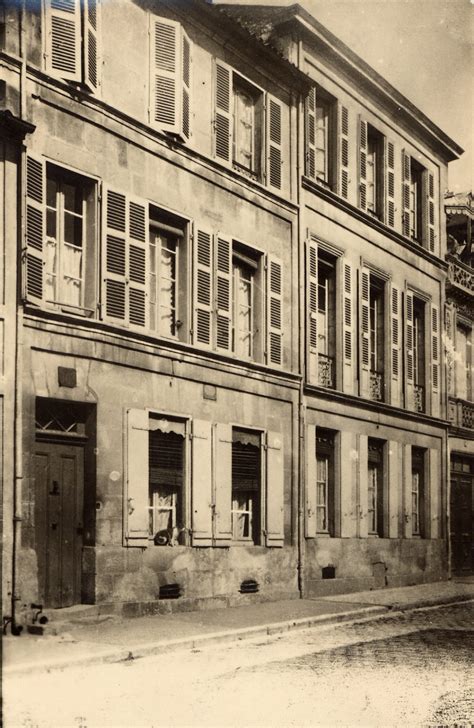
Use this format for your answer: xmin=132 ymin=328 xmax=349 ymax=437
xmin=450 ymin=472 xmax=474 ymax=574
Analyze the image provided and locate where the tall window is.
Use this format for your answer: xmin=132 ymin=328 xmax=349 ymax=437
xmin=305 ymin=87 xmax=336 ymax=189
xmin=316 ymin=429 xmax=335 ymax=535
xmin=413 ymin=299 xmax=426 ymax=412
xmin=232 ymin=75 xmax=263 ymax=180
xmin=232 ymin=242 xmax=261 ymax=360
xmin=149 ymin=212 xmax=187 ymax=340
xmin=231 ymin=429 xmax=261 ymax=544
xmin=317 ymin=253 xmax=336 ymax=387
xmin=369 ymin=278 xmax=385 ymax=401
xmin=411 ymin=448 xmax=425 ymax=537
xmin=366 ymin=126 xmax=383 ymax=217
xmin=409 ymin=160 xmax=423 ymax=243
xmin=148 ymin=419 xmax=186 ymax=540
xmin=368 ymin=439 xmax=384 ymax=537
xmin=456 ymin=324 xmax=472 ymax=401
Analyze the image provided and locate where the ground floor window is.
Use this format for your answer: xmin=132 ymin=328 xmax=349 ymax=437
xmin=149 ymin=418 xmax=186 ymax=541
xmin=368 ymin=439 xmax=385 ymax=536
xmin=231 ymin=428 xmax=261 ymax=544
xmin=411 ymin=447 xmax=426 ymax=537
xmin=316 ymin=429 xmax=335 ymax=535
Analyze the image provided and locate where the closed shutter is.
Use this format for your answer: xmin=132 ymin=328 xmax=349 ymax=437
xmin=401 ymin=150 xmax=411 ymax=237
xmin=265 ymin=431 xmax=284 ymax=547
xmin=305 ymin=425 xmax=317 ymax=537
xmin=342 ymin=261 xmax=354 ymax=393
xmin=150 ymin=18 xmax=180 ymax=134
xmin=305 ymin=87 xmax=316 ymax=180
xmin=126 ymin=408 xmax=149 ymax=547
xmin=359 ymin=266 xmax=370 ymax=397
xmin=84 ymin=0 xmax=101 ymax=92
xmin=45 ymin=0 xmax=81 ymax=82
xmin=431 ymin=302 xmax=440 ymax=417
xmin=358 ymin=117 xmax=368 ymax=211
xmin=193 ymin=227 xmax=213 ymax=347
xmin=338 ymin=104 xmax=349 ymax=200
xmin=426 ymin=172 xmax=436 ymax=253
xmin=405 ymin=289 xmax=414 ymax=410
xmin=214 ymin=60 xmax=232 ymax=164
xmin=128 ymin=196 xmax=149 ymax=329
xmin=267 ymin=96 xmax=283 ymax=191
xmin=215 ymin=234 xmax=232 ymax=352
xmin=191 ymin=419 xmax=213 ymax=546
xmin=307 ymin=239 xmax=318 ymax=383
xmin=429 ymin=448 xmax=440 ymax=539
xmin=24 ymin=155 xmax=46 ymax=306
xmin=181 ymin=29 xmax=192 ymax=140
xmin=445 ymin=304 xmax=455 ymax=396
xmin=214 ymin=423 xmax=232 ymax=546
xmin=385 ymin=139 xmax=395 ymax=228
xmin=267 ymin=255 xmax=283 ymax=367
xmin=390 ymin=283 xmax=402 ymax=407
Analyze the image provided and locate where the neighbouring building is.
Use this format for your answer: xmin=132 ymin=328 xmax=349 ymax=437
xmin=0 ymin=0 xmax=465 ymax=629
xmin=445 ymin=191 xmax=473 ymax=574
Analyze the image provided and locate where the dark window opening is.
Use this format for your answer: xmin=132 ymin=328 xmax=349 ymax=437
xmin=317 ymin=252 xmax=336 ymax=388
xmin=316 ymin=428 xmax=335 ymax=536
xmin=149 ymin=422 xmax=185 ymax=541
xmin=411 ymin=448 xmax=426 ymax=537
xmin=232 ymin=428 xmax=261 ymax=544
xmin=368 ymin=438 xmax=385 ymax=537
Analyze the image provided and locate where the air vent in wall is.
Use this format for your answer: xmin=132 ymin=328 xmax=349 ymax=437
xmin=322 ymin=566 xmax=336 ymax=580
xmin=159 ymin=583 xmax=181 ymax=599
xmin=239 ymin=579 xmax=259 ymax=594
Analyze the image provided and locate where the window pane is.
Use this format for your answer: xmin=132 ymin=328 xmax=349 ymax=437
xmin=63 ymin=181 xmax=82 ymax=214
xmin=234 ymin=87 xmax=254 ymax=170
xmin=47 ymin=177 xmax=58 ymax=209
xmin=47 ymin=209 xmax=57 ymax=239
xmin=64 ymin=212 xmax=83 ymax=248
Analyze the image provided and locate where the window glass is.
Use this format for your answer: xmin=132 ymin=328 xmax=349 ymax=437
xmin=149 ymin=214 xmax=186 ymax=340
xmin=232 ymin=429 xmax=261 ymax=544
xmin=149 ymin=427 xmax=185 ymax=539
xmin=368 ymin=439 xmax=384 ymax=536
xmin=315 ymin=429 xmax=335 ymax=535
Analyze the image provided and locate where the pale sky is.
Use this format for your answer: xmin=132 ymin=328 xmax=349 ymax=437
xmin=218 ymin=0 xmax=473 ymax=192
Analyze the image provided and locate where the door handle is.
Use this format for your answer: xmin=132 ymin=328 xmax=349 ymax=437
xmin=49 ymin=481 xmax=60 ymax=496
xmin=51 ymin=522 xmax=58 ymax=530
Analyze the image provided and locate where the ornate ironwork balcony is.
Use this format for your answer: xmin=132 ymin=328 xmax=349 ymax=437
xmin=447 ymin=256 xmax=474 ymax=300
xmin=449 ymin=397 xmax=474 ymax=429
xmin=317 ymin=353 xmax=335 ymax=388
xmin=462 ymin=402 xmax=474 ymax=428
xmin=414 ymin=384 xmax=425 ymax=413
xmin=369 ymin=370 xmax=384 ymax=401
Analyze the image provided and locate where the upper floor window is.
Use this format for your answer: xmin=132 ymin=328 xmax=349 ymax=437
xmin=232 ymin=75 xmax=264 ymax=180
xmin=359 ymin=121 xmax=384 ymax=219
xmin=413 ymin=298 xmax=426 ymax=412
xmin=360 ymin=269 xmax=386 ymax=402
xmin=44 ymin=0 xmax=101 ymax=92
xmin=402 ymin=152 xmax=437 ymax=253
xmin=232 ymin=244 xmax=260 ymax=359
xmin=305 ymin=86 xmax=336 ymax=190
xmin=150 ymin=18 xmax=191 ymax=141
xmin=456 ymin=324 xmax=473 ymax=402
xmin=316 ymin=252 xmax=336 ymax=388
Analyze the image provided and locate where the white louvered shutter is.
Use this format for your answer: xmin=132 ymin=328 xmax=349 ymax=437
xmin=359 ymin=267 xmax=370 ymax=397
xmin=191 ymin=419 xmax=213 ymax=546
xmin=193 ymin=227 xmax=213 ymax=347
xmin=103 ymin=188 xmax=127 ymax=325
xmin=150 ymin=18 xmax=180 ymax=134
xmin=215 ymin=234 xmax=232 ymax=352
xmin=405 ymin=290 xmax=414 ymax=410
xmin=390 ymin=283 xmax=402 ymax=407
xmin=128 ymin=197 xmax=148 ymax=329
xmin=24 ymin=155 xmax=46 ymax=306
xmin=342 ymin=261 xmax=354 ymax=393
xmin=46 ymin=0 xmax=81 ymax=82
xmin=305 ymin=87 xmax=317 ymax=180
xmin=338 ymin=104 xmax=349 ymax=199
xmin=265 ymin=431 xmax=284 ymax=547
xmin=126 ymin=408 xmax=149 ymax=547
xmin=181 ymin=29 xmax=192 ymax=140
xmin=214 ymin=60 xmax=232 ymax=164
xmin=385 ymin=139 xmax=395 ymax=228
xmin=427 ymin=172 xmax=436 ymax=253
xmin=307 ymin=239 xmax=318 ymax=383
xmin=401 ymin=150 xmax=411 ymax=237
xmin=84 ymin=0 xmax=101 ymax=92
xmin=214 ymin=423 xmax=232 ymax=546
xmin=305 ymin=425 xmax=317 ymax=537
xmin=358 ymin=117 xmax=368 ymax=211
xmin=267 ymin=96 xmax=283 ymax=191
xmin=431 ymin=302 xmax=440 ymax=417
xmin=267 ymin=255 xmax=283 ymax=367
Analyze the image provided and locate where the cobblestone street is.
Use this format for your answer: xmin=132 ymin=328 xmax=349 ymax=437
xmin=4 ymin=602 xmax=473 ymax=727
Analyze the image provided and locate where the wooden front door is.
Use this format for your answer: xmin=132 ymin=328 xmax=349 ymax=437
xmin=35 ymin=441 xmax=85 ymax=608
xmin=450 ymin=458 xmax=474 ymax=574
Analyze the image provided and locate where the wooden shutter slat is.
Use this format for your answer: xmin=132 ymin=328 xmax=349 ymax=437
xmin=342 ymin=260 xmax=354 ymax=393
xmin=305 ymin=87 xmax=317 ymax=180
xmin=128 ymin=197 xmax=149 ymax=329
xmin=151 ymin=18 xmax=181 ymax=135
xmin=46 ymin=0 xmax=81 ymax=82
xmin=401 ymin=150 xmax=411 ymax=237
xmin=24 ymin=154 xmax=46 ymax=306
xmin=214 ymin=423 xmax=232 ymax=546
xmin=431 ymin=302 xmax=440 ymax=417
xmin=267 ymin=255 xmax=283 ymax=366
xmin=359 ymin=267 xmax=370 ymax=397
xmin=427 ymin=172 xmax=436 ymax=253
xmin=405 ymin=289 xmax=414 ymax=410
xmin=307 ymin=238 xmax=318 ymax=383
xmin=385 ymin=139 xmax=396 ymax=228
xmin=305 ymin=425 xmax=317 ymax=537
xmin=267 ymin=95 xmax=283 ymax=190
xmin=265 ymin=431 xmax=284 ymax=547
xmin=103 ymin=187 xmax=127 ymax=324
xmin=126 ymin=408 xmax=149 ymax=546
xmin=83 ymin=0 xmax=100 ymax=92
xmin=181 ymin=29 xmax=192 ymax=140
xmin=215 ymin=234 xmax=232 ymax=352
xmin=358 ymin=117 xmax=368 ymax=211
xmin=191 ymin=419 xmax=213 ymax=545
xmin=338 ymin=103 xmax=349 ymax=200
xmin=193 ymin=226 xmax=213 ymax=347
xmin=390 ymin=283 xmax=402 ymax=406
xmin=214 ymin=60 xmax=232 ymax=164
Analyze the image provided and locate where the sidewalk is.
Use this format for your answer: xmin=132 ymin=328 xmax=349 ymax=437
xmin=4 ymin=578 xmax=473 ymax=676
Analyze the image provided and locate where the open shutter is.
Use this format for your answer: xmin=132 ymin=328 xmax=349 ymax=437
xmin=102 ymin=188 xmax=127 ymax=325
xmin=426 ymin=172 xmax=436 ymax=253
xmin=405 ymin=289 xmax=414 ymax=410
xmin=193 ymin=227 xmax=213 ymax=347
xmin=267 ymin=95 xmax=283 ymax=191
xmin=267 ymin=255 xmax=283 ymax=367
xmin=385 ymin=139 xmax=395 ymax=228
xmin=401 ymin=150 xmax=411 ymax=237
xmin=215 ymin=234 xmax=232 ymax=352
xmin=181 ymin=29 xmax=191 ymax=140
xmin=45 ymin=0 xmax=81 ymax=82
xmin=359 ymin=267 xmax=370 ymax=397
xmin=431 ymin=302 xmax=440 ymax=417
xmin=338 ymin=104 xmax=349 ymax=199
xmin=305 ymin=425 xmax=317 ymax=537
xmin=307 ymin=238 xmax=318 ymax=383
xmin=265 ymin=431 xmax=284 ymax=547
xmin=342 ymin=261 xmax=354 ymax=393
xmin=150 ymin=18 xmax=180 ymax=134
xmin=24 ymin=155 xmax=46 ymax=306
xmin=83 ymin=0 xmax=101 ymax=92
xmin=126 ymin=408 xmax=149 ymax=547
xmin=214 ymin=423 xmax=232 ymax=546
xmin=429 ymin=448 xmax=440 ymax=539
xmin=358 ymin=117 xmax=368 ymax=211
xmin=390 ymin=283 xmax=402 ymax=407
xmin=128 ymin=197 xmax=148 ymax=329
xmin=214 ymin=60 xmax=232 ymax=164
xmin=305 ymin=87 xmax=316 ymax=180
xmin=191 ymin=419 xmax=213 ymax=546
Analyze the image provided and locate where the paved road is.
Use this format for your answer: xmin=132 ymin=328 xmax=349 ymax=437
xmin=4 ymin=602 xmax=473 ymax=727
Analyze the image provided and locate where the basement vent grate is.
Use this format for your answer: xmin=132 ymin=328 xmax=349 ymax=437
xmin=239 ymin=579 xmax=259 ymax=594
xmin=322 ymin=566 xmax=336 ymax=580
xmin=159 ymin=583 xmax=181 ymax=600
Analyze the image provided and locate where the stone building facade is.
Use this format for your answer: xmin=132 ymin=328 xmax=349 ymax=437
xmin=0 ymin=0 xmax=465 ymax=627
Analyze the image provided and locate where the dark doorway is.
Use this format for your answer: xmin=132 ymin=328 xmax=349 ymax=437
xmin=450 ymin=455 xmax=474 ymax=574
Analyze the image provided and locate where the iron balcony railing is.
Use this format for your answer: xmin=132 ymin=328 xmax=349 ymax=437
xmin=317 ymin=353 xmax=335 ymax=388
xmin=369 ymin=370 xmax=384 ymax=401
xmin=414 ymin=384 xmax=425 ymax=413
xmin=448 ymin=397 xmax=474 ymax=430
